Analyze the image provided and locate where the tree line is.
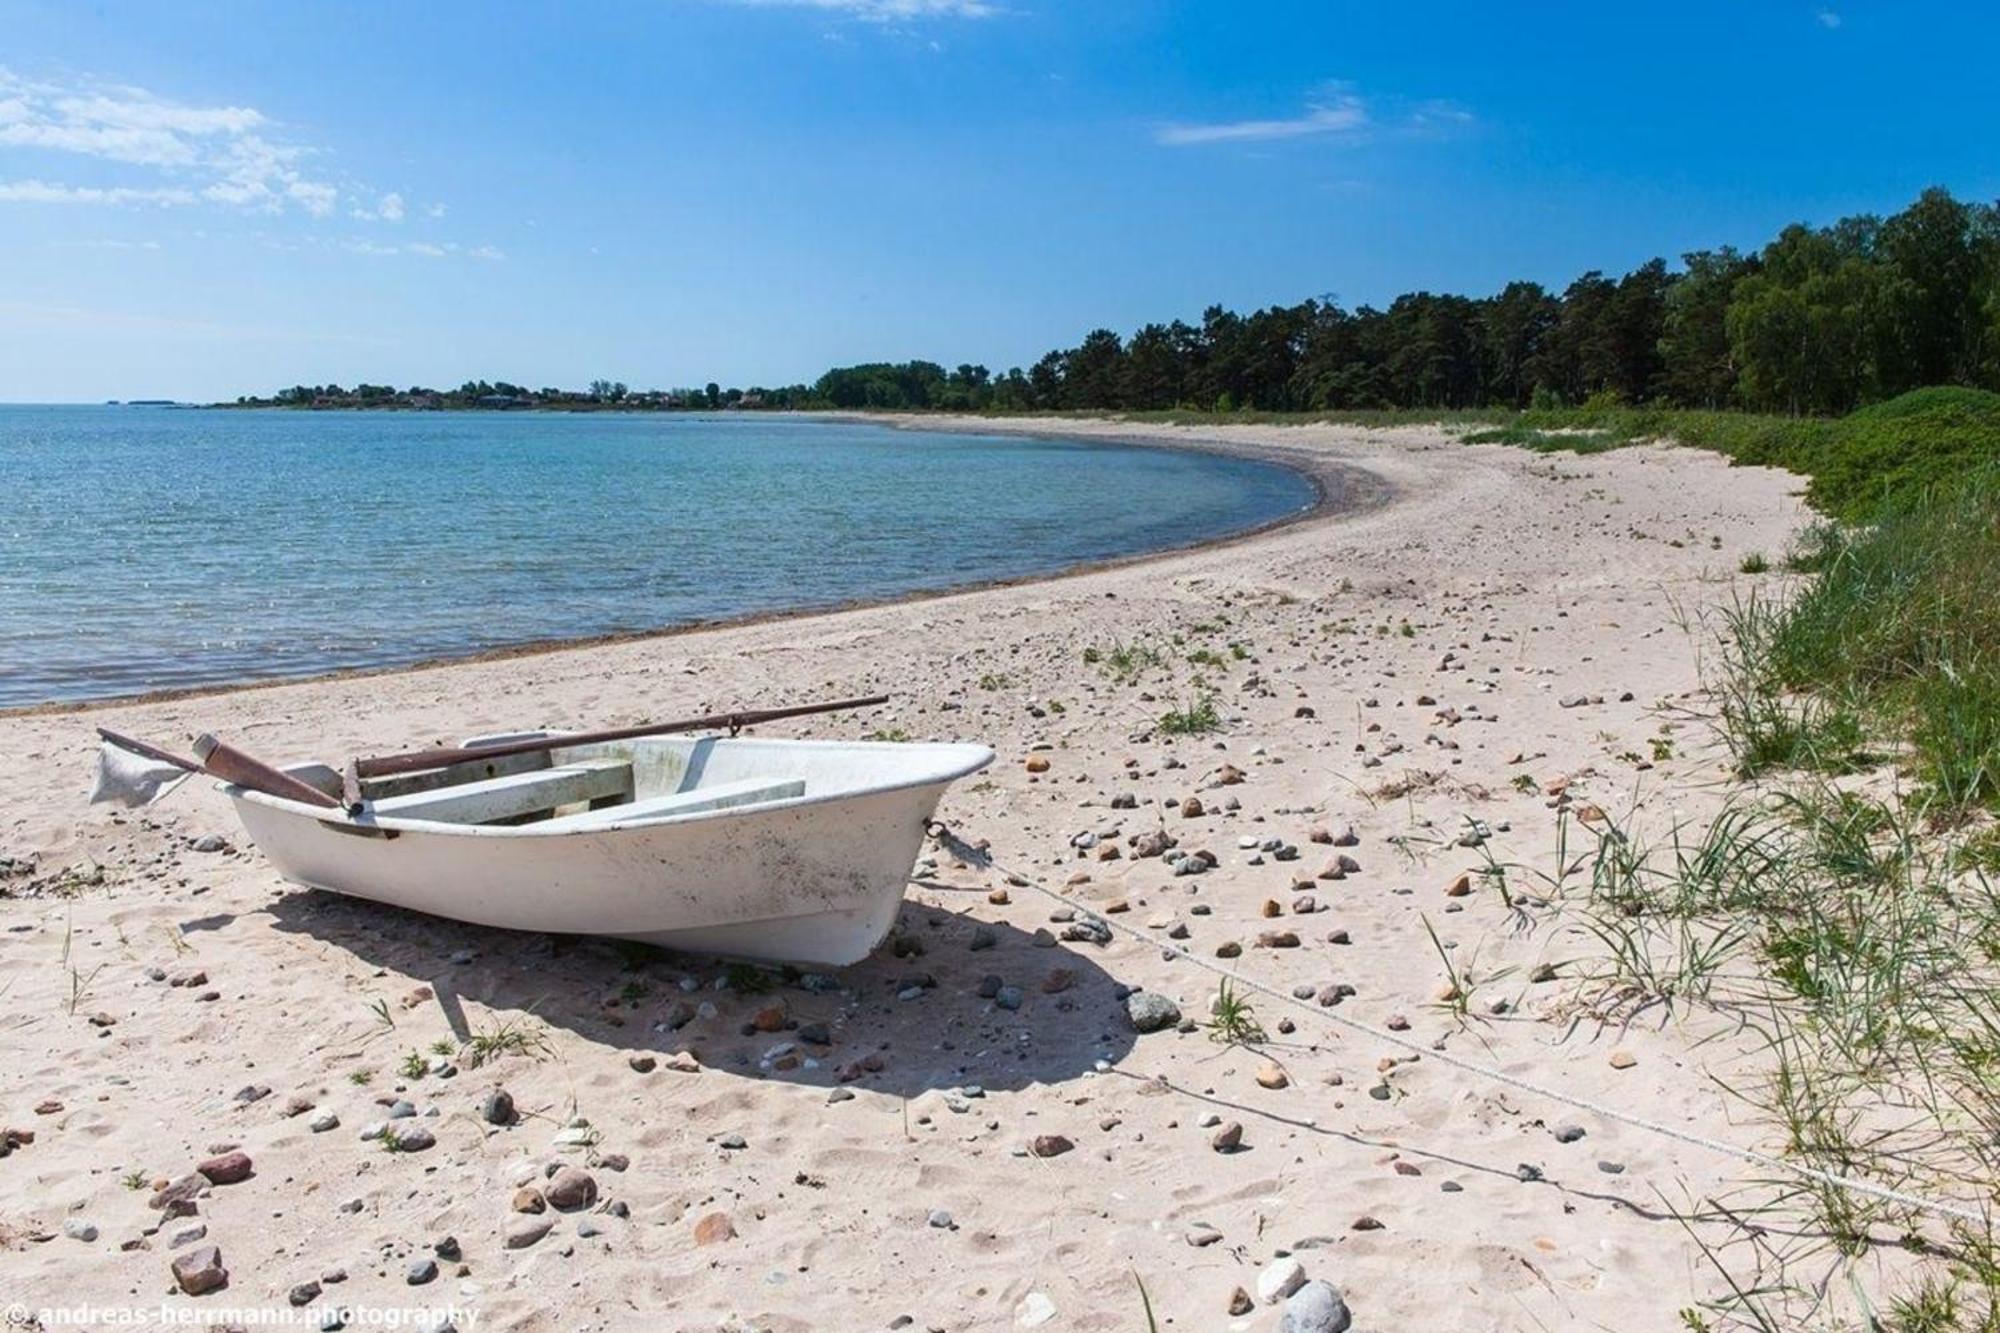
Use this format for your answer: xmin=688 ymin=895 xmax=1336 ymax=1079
xmin=809 ymin=187 xmax=2000 ymax=418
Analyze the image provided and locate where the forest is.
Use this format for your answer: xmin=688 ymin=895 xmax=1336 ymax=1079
xmin=806 ymin=187 xmax=2000 ymax=418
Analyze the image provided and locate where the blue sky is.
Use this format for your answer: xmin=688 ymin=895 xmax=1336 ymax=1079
xmin=1 ymin=0 xmax=1993 ymax=401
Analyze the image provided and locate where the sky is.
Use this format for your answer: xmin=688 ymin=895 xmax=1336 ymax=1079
xmin=1 ymin=0 xmax=1995 ymax=402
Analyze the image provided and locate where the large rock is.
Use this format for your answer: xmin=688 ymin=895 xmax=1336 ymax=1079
xmin=171 ymin=1244 xmax=228 ymax=1295
xmin=544 ymin=1166 xmax=597 ymax=1210
xmin=1278 ymin=1280 xmax=1352 ymax=1333
xmin=1125 ymin=991 xmax=1181 ymax=1034
xmin=196 ymin=1151 xmax=253 ymax=1185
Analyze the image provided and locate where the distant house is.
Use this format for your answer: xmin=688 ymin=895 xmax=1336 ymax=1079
xmin=476 ymin=394 xmax=524 ymax=409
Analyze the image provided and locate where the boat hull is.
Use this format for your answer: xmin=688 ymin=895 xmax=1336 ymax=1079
xmin=224 ymin=739 xmax=990 ymax=966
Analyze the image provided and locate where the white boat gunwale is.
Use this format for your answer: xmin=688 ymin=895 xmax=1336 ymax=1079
xmin=223 ymin=736 xmax=995 ymax=838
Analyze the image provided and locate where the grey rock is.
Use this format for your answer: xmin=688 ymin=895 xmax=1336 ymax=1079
xmin=1277 ymin=1280 xmax=1353 ymax=1333
xmin=62 ymin=1218 xmax=98 ymax=1242
xmin=1125 ymin=990 xmax=1181 ymax=1033
xmin=406 ymin=1257 xmax=438 ymax=1285
xmin=480 ymin=1089 xmax=515 ymax=1125
xmin=994 ymin=985 xmax=1024 ymax=1011
xmin=927 ymin=1208 xmax=954 ymax=1229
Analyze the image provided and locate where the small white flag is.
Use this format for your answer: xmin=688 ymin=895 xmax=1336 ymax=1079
xmin=90 ymin=740 xmax=193 ymax=808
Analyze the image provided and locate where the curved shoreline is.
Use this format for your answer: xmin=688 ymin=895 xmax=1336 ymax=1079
xmin=2 ymin=415 xmax=1392 ymax=718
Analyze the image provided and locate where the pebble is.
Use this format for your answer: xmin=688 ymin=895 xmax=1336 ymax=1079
xmin=1015 ymin=1292 xmax=1057 ymax=1328
xmin=1211 ymin=1121 xmax=1244 ymax=1153
xmin=544 ymin=1166 xmax=597 ymax=1210
xmin=1277 ymin=1280 xmax=1353 ymax=1333
xmin=1256 ymin=1255 xmax=1307 ymax=1304
xmin=406 ymin=1257 xmax=438 ymax=1285
xmin=1554 ymin=1124 xmax=1586 ymax=1143
xmin=1125 ymin=990 xmax=1181 ymax=1033
xmin=196 ymin=1151 xmax=253 ymax=1185
xmin=504 ymin=1216 xmax=554 ymax=1249
xmin=171 ymin=1244 xmax=228 ymax=1295
xmin=927 ymin=1208 xmax=954 ymax=1229
xmin=62 ymin=1218 xmax=98 ymax=1242
xmin=1255 ymin=1062 xmax=1289 ymax=1089
xmin=692 ymin=1211 xmax=736 ymax=1245
xmin=1029 ymin=1134 xmax=1073 ymax=1158
xmin=481 ymin=1088 xmax=515 ymax=1124
xmin=388 ymin=1126 xmax=435 ymax=1151
xmin=310 ymin=1111 xmax=339 ymax=1134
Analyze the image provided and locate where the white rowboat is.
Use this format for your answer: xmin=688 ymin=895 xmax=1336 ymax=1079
xmin=221 ymin=733 xmax=994 ymax=966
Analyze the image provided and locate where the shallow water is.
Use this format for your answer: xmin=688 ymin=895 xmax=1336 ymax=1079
xmin=0 ymin=407 xmax=1315 ymax=707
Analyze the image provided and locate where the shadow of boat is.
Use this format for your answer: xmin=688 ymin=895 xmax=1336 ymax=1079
xmin=263 ymin=881 xmax=1138 ymax=1097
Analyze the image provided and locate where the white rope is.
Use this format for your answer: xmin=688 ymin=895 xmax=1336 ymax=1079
xmin=927 ymin=821 xmax=1994 ymax=1230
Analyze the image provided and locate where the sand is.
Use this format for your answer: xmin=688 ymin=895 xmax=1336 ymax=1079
xmin=0 ymin=417 xmax=1812 ymax=1331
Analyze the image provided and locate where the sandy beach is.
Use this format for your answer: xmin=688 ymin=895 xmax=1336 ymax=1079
xmin=0 ymin=417 xmax=1813 ymax=1331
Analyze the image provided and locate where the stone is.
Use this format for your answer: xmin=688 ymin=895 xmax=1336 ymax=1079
xmin=1125 ymin=991 xmax=1180 ymax=1033
xmin=1445 ymin=872 xmax=1472 ymax=897
xmin=1256 ymin=1255 xmax=1307 ymax=1304
xmin=196 ymin=1151 xmax=252 ymax=1185
xmin=504 ymin=1216 xmax=554 ymax=1249
xmin=1277 ymin=1280 xmax=1353 ymax=1333
xmin=1030 ymin=1134 xmax=1073 ymax=1158
xmin=511 ymin=1187 xmax=546 ymax=1214
xmin=406 ymin=1257 xmax=438 ymax=1285
xmin=171 ymin=1244 xmax=228 ymax=1295
xmin=1211 ymin=1121 xmax=1244 ymax=1153
xmin=1554 ymin=1124 xmax=1586 ymax=1143
xmin=1608 ymin=1050 xmax=1637 ymax=1069
xmin=927 ymin=1208 xmax=954 ymax=1229
xmin=62 ymin=1218 xmax=98 ymax=1242
xmin=388 ymin=1125 xmax=435 ymax=1151
xmin=1015 ymin=1293 xmax=1057 ymax=1328
xmin=544 ymin=1166 xmax=597 ymax=1210
xmin=309 ymin=1112 xmax=339 ymax=1133
xmin=1255 ymin=1062 xmax=1289 ymax=1090
xmin=289 ymin=1282 xmax=321 ymax=1307
xmin=1228 ymin=1287 xmax=1255 ymax=1316
xmin=481 ymin=1088 xmax=515 ymax=1124
xmin=692 ymin=1211 xmax=736 ymax=1245
xmin=149 ymin=1174 xmax=206 ymax=1212
xmin=628 ymin=1053 xmax=657 ymax=1073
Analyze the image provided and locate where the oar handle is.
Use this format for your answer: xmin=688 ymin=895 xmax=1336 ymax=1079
xmin=353 ymin=694 xmax=891 ymax=779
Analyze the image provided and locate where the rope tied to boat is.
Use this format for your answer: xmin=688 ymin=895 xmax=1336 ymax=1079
xmin=924 ymin=819 xmax=1994 ymax=1231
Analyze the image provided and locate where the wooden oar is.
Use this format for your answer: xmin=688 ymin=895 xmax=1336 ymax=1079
xmin=96 ymin=726 xmax=343 ymax=809
xmin=351 ymin=694 xmax=892 ymax=780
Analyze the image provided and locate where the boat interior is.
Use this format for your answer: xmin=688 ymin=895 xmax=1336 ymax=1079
xmin=262 ymin=735 xmax=990 ymax=832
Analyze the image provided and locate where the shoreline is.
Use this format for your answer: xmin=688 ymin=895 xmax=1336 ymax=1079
xmin=1 ymin=414 xmax=1387 ymax=719
xmin=0 ymin=420 xmax=1823 ymax=1327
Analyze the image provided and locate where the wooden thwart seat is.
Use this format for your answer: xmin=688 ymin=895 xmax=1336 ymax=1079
xmin=369 ymin=758 xmax=633 ymax=825
xmin=538 ymin=777 xmax=805 ymax=830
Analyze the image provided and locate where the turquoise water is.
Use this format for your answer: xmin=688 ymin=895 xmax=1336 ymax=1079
xmin=0 ymin=407 xmax=1314 ymax=707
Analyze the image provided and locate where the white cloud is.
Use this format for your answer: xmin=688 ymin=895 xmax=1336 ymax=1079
xmin=720 ymin=0 xmax=997 ymax=21
xmin=1157 ymin=95 xmax=1368 ymax=147
xmin=0 ymin=177 xmax=194 ymax=205
xmin=338 ymin=237 xmax=504 ymax=261
xmin=0 ymin=67 xmax=349 ymax=216
xmin=1156 ymin=85 xmax=1472 ymax=148
xmin=1817 ymin=9 xmax=1842 ymax=27
xmin=352 ymin=189 xmax=406 ymax=222
xmin=426 ymin=202 xmax=447 ymax=219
